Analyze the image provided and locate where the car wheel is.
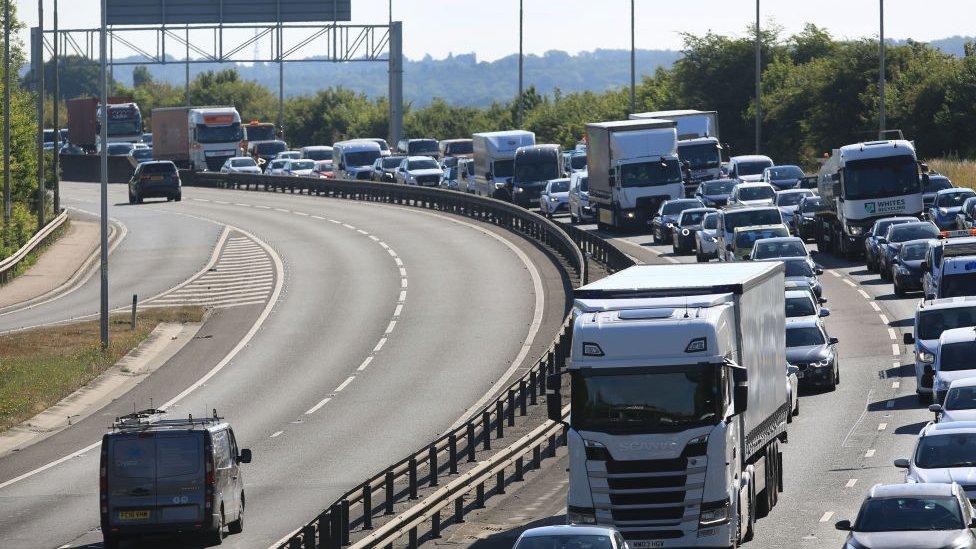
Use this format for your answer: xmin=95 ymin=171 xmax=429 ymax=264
xmin=652 ymin=229 xmax=660 ymax=244
xmin=128 ymin=191 xmax=135 ymax=205
xmin=696 ymin=249 xmax=706 ymax=263
xmin=826 ymin=365 xmax=838 ymax=391
xmin=793 ymin=396 xmax=800 ymax=417
xmin=135 ymin=193 xmax=143 ymax=204
xmin=894 ymin=281 xmax=906 ymax=298
xmin=175 ymin=192 xmax=182 ymax=202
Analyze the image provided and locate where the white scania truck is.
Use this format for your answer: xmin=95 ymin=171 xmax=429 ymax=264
xmin=816 ymin=139 xmax=925 ymax=259
xmin=586 ymin=119 xmax=683 ymax=231
xmin=630 ymin=110 xmax=722 ymax=197
xmin=549 ymin=263 xmax=788 ymax=548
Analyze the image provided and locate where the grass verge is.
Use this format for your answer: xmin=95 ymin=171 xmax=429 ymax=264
xmin=0 ymin=306 xmax=205 ymax=431
xmin=928 ymin=158 xmax=976 ymax=190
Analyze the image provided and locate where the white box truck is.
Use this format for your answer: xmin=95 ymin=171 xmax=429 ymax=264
xmin=586 ymin=119 xmax=683 ymax=230
xmin=472 ymin=130 xmax=536 ymax=199
xmin=153 ymin=106 xmax=243 ymax=171
xmin=816 ymin=139 xmax=925 ymax=259
xmin=631 ymin=110 xmax=722 ymax=196
xmin=549 ymin=262 xmax=788 ymax=547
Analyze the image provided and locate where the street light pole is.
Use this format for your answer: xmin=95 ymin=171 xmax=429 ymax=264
xmin=630 ymin=0 xmax=635 ymax=114
xmin=99 ymin=0 xmax=108 ymax=349
xmin=517 ymin=0 xmax=523 ymax=127
xmin=754 ymin=0 xmax=761 ymax=154
xmin=879 ymin=0 xmax=886 ymax=137
xmin=2 ymin=0 xmax=10 ymax=244
xmin=35 ymin=0 xmax=44 ymax=231
xmin=52 ymin=0 xmax=58 ymax=213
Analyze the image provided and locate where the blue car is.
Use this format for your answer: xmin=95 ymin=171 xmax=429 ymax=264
xmin=879 ymin=221 xmax=941 ymax=282
xmin=694 ymin=179 xmax=735 ymax=208
xmin=864 ymin=216 xmax=918 ymax=273
xmin=893 ymin=238 xmax=935 ymax=297
xmin=926 ymin=188 xmax=976 ymax=230
xmin=650 ymin=198 xmax=704 ymax=244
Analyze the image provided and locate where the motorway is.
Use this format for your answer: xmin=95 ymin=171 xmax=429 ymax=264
xmin=455 ymin=217 xmax=933 ymax=548
xmin=0 ymin=182 xmax=570 ymax=548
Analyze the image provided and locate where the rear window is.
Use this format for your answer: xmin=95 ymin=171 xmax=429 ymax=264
xmin=141 ymin=163 xmax=177 ymax=175
xmin=111 ymin=437 xmax=155 ymax=478
xmin=156 ymin=435 xmax=202 ymax=477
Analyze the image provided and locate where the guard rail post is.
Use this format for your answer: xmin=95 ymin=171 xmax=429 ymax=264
xmin=329 ymin=505 xmax=342 ymax=548
xmin=362 ymin=486 xmax=372 ymax=529
xmin=340 ymin=500 xmax=350 ymax=545
xmin=454 ymin=497 xmax=465 ymax=524
xmin=475 ymin=482 xmax=485 ymax=508
xmin=428 ymin=444 xmax=438 ymax=487
xmin=431 ymin=510 xmax=441 ymax=539
xmin=408 ymin=457 xmax=418 ymax=499
xmin=532 ymin=445 xmax=541 ymax=470
xmin=519 ymin=379 xmax=527 ymax=415
xmin=496 ymin=469 xmax=506 ymax=495
xmin=466 ymin=423 xmax=477 ymax=462
xmin=515 ymin=456 xmax=524 ymax=481
xmin=448 ymin=434 xmax=458 ymax=474
xmin=495 ymin=401 xmax=504 ymax=438
xmin=302 ymin=524 xmax=315 ymax=549
xmin=384 ymin=472 xmax=395 ymax=515
xmin=507 ymin=390 xmax=516 ymax=426
xmin=529 ymin=371 xmax=538 ymax=405
xmin=482 ymin=411 xmax=491 ymax=450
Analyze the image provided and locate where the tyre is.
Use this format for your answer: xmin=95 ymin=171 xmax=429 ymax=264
xmin=175 ymin=192 xmax=182 ymax=202
xmin=135 ymin=193 xmax=143 ymax=204
xmin=128 ymin=191 xmax=135 ymax=205
xmin=826 ymin=365 xmax=838 ymax=391
xmin=743 ymin=475 xmax=755 ymax=542
xmin=228 ymin=496 xmax=244 ymax=535
xmin=894 ymin=281 xmax=906 ymax=298
xmin=793 ymin=396 xmax=800 ymax=417
xmin=103 ymin=535 xmax=121 ymax=549
xmin=652 ymin=228 xmax=660 ymax=244
xmin=672 ymin=243 xmax=679 ymax=255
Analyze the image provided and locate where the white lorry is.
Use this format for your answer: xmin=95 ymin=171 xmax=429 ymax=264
xmin=152 ymin=107 xmax=243 ymax=171
xmin=586 ymin=119 xmax=683 ymax=231
xmin=471 ymin=130 xmax=536 ymax=199
xmin=816 ymin=139 xmax=925 ymax=259
xmin=549 ymin=262 xmax=788 ymax=547
xmin=630 ymin=110 xmax=721 ymax=197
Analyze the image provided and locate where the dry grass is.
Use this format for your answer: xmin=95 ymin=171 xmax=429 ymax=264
xmin=0 ymin=306 xmax=205 ymax=431
xmin=928 ymin=158 xmax=976 ymax=190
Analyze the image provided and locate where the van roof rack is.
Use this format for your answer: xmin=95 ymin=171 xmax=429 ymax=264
xmin=111 ymin=408 xmax=224 ymax=432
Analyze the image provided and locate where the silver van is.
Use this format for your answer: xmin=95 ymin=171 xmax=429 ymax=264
xmin=99 ymin=409 xmax=251 ymax=548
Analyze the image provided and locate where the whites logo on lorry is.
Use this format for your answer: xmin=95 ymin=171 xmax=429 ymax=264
xmin=864 ymin=198 xmax=907 ymax=215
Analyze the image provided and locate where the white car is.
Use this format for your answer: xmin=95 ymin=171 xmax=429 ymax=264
xmin=933 ymin=327 xmax=976 ymax=403
xmin=932 ymin=378 xmax=976 ymax=423
xmin=266 ymin=159 xmax=289 ymax=176
xmin=896 ymin=421 xmax=976 ymax=503
xmin=694 ymin=211 xmax=720 ymax=262
xmin=396 ymin=156 xmax=443 ymax=186
xmin=513 ymin=525 xmax=628 ymax=549
xmin=220 ymin=156 xmax=262 ymax=174
xmin=730 ymin=182 xmax=777 ymax=207
xmin=729 ymin=154 xmax=774 ymax=183
xmin=539 ymin=178 xmax=570 ymax=218
xmin=282 ymin=159 xmax=317 ymax=177
xmin=568 ymin=171 xmax=593 ymax=224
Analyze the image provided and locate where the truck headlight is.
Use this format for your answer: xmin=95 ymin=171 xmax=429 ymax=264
xmin=918 ymin=350 xmax=935 ymax=364
xmin=848 ymin=225 xmax=864 ymax=236
xmin=568 ymin=506 xmax=597 ymax=525
xmin=699 ymin=498 xmax=730 ymax=527
xmin=514 ymin=187 xmax=524 ymax=193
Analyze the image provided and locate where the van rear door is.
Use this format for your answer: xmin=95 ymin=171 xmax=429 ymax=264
xmin=153 ymin=432 xmax=206 ymax=525
xmin=107 ymin=434 xmax=157 ymax=528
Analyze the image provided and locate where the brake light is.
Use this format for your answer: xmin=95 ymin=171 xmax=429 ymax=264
xmin=99 ymin=441 xmax=108 ymax=516
xmin=204 ymin=437 xmax=215 ymax=510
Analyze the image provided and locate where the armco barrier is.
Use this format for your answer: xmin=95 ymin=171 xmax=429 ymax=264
xmin=179 ymin=171 xmax=636 ymax=548
xmin=60 ymin=153 xmax=135 ymax=183
xmin=0 ymin=209 xmax=68 ymax=284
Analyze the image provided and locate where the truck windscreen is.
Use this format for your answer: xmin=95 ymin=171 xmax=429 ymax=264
xmin=493 ymin=160 xmax=514 ymax=178
xmin=678 ymin=143 xmax=720 ymax=169
xmin=570 ymin=365 xmax=723 ymax=434
xmin=843 ymin=155 xmax=920 ymax=200
xmin=619 ymin=159 xmax=682 ymax=188
xmin=515 ymin=157 xmax=560 ymax=183
xmin=246 ymin=125 xmax=276 ymax=141
xmin=196 ymin=123 xmax=243 ymax=144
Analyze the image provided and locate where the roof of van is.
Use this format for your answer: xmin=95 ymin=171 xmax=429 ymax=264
xmin=576 ymin=263 xmax=782 ymax=299
xmin=730 ymin=155 xmax=773 ymax=163
xmin=333 ymin=140 xmax=381 ymax=151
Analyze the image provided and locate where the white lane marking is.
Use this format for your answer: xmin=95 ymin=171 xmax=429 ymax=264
xmin=311 ymin=215 xmax=325 ymax=220
xmin=293 ymin=211 xmax=309 ymax=217
xmin=304 ymin=397 xmax=331 ymax=415
xmin=865 ymin=449 xmax=876 ymax=458
xmin=845 ymin=479 xmax=858 ymax=488
xmin=887 ymin=328 xmax=898 ymax=341
xmin=394 ymin=257 xmax=403 ymax=266
xmin=842 ymin=389 xmax=875 ymax=448
xmin=401 ymin=278 xmax=408 ymax=288
xmin=398 ymin=290 xmax=407 ymax=302
xmin=270 ymin=431 xmax=283 ymax=438
xmin=879 ymin=314 xmax=890 ymax=324
xmin=892 ymin=344 xmax=901 ymax=356
xmin=892 ymin=381 xmax=900 ymax=389
xmin=385 ymin=320 xmax=397 ymax=334
xmin=886 ymin=400 xmax=895 ymax=409
xmin=193 ymin=198 xmax=211 ymax=202
xmin=829 ymin=270 xmax=841 ymax=278
xmin=214 ymin=200 xmax=230 ymax=205
xmin=255 ymin=205 xmax=270 ymax=209
xmin=399 ymin=267 xmax=407 ymax=277
xmin=334 ymin=376 xmax=355 ymax=393
xmin=357 ymin=356 xmax=373 ymax=371
xmin=369 ymin=235 xmax=380 ymax=241
xmin=819 ymin=512 xmax=834 ymax=523
xmin=870 ymin=302 xmax=881 ymax=311
xmin=857 ymin=289 xmax=871 ymax=299
xmin=393 ymin=304 xmax=403 ymax=317
xmin=878 ymin=423 xmax=888 ymax=431
xmin=328 ymin=219 xmax=341 ymax=224
xmin=387 ymin=248 xmax=397 ymax=257
xmin=357 ymin=229 xmax=368 ymax=235
xmin=843 ymin=279 xmax=857 ymax=287
xmin=373 ymin=338 xmax=387 ymax=352
xmin=379 ymin=241 xmax=389 ymax=249
xmin=234 ymin=203 xmax=250 ymax=207
xmin=274 ymin=208 xmax=290 ymax=213
xmin=342 ymin=223 xmax=355 ymax=229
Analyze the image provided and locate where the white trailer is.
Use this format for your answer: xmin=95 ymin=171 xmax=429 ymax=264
xmin=630 ymin=110 xmax=722 ymax=195
xmin=549 ymin=262 xmax=788 ymax=547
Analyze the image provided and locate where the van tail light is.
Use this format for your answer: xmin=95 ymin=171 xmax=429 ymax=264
xmin=99 ymin=441 xmax=108 ymax=517
xmin=204 ymin=437 xmax=215 ymax=510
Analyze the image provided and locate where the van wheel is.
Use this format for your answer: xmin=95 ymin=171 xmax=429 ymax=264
xmin=103 ymin=534 xmax=121 ymax=549
xmin=208 ymin=507 xmax=224 ymax=545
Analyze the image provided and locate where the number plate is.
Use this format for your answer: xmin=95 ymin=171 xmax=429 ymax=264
xmin=118 ymin=510 xmax=150 ymax=520
xmin=630 ymin=541 xmax=665 ymax=548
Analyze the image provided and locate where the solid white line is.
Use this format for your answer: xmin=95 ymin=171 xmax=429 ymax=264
xmin=357 ymin=356 xmax=373 ymax=371
xmin=829 ymin=270 xmax=841 ymax=278
xmin=887 ymin=328 xmax=898 ymax=340
xmin=214 ymin=200 xmax=230 ymax=205
xmin=879 ymin=314 xmax=890 ymax=325
xmin=820 ymin=512 xmax=834 ymax=523
xmin=274 ymin=208 xmax=290 ymax=213
xmin=219 ymin=250 xmax=268 ymax=259
xmin=399 ymin=267 xmax=407 ymax=277
xmin=857 ymin=289 xmax=871 ymax=299
xmin=878 ymin=423 xmax=888 ymax=431
xmin=342 ymin=223 xmax=355 ymax=229
xmin=892 ymin=344 xmax=901 ymax=356
xmin=394 ymin=257 xmax=403 ymax=266
xmin=845 ymin=479 xmax=858 ymax=488
xmin=379 ymin=241 xmax=389 ymax=249
xmin=311 ymin=215 xmax=325 ymax=220
xmin=387 ymin=248 xmax=397 ymax=257
xmin=357 ymin=229 xmax=368 ymax=235
xmin=373 ymin=338 xmax=387 ymax=352
xmin=210 ymin=300 xmax=269 ymax=309
xmin=870 ymin=302 xmax=881 ymax=311
xmin=393 ymin=304 xmax=403 ymax=317
xmin=843 ymin=279 xmax=857 ymax=287
xmin=369 ymin=235 xmax=380 ymax=241
xmin=334 ymin=376 xmax=355 ymax=393
xmin=255 ymin=205 xmax=270 ymax=209
xmin=234 ymin=203 xmax=250 ymax=207
xmin=865 ymin=449 xmax=876 ymax=458
xmin=328 ymin=219 xmax=341 ymax=224
xmin=398 ymin=290 xmax=407 ymax=302
xmin=401 ymin=278 xmax=408 ymax=288
xmin=385 ymin=320 xmax=396 ymax=334
xmin=293 ymin=211 xmax=309 ymax=216
xmin=269 ymin=431 xmax=283 ymax=438
xmin=304 ymin=397 xmax=331 ymax=415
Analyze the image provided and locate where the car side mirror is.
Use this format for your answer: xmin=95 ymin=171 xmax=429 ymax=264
xmin=819 ymin=309 xmax=831 ymax=318
xmin=829 ymin=337 xmax=839 ymax=345
xmin=238 ymin=449 xmax=252 ymax=464
xmin=834 ymin=519 xmax=852 ymax=531
xmin=920 ymin=162 xmax=930 ymax=173
xmin=546 ymin=374 xmax=564 ymax=423
xmin=904 ymin=333 xmax=915 ymax=345
xmin=929 ymin=403 xmax=944 ymax=422
xmin=893 ymin=458 xmax=910 ymax=469
xmin=819 ymin=297 xmax=828 ymax=304
xmin=815 ymin=267 xmax=824 ymax=275
xmin=726 ymin=244 xmax=733 ymax=252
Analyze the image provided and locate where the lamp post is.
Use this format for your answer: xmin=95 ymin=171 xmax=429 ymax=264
xmin=754 ymin=0 xmax=761 ymax=154
xmin=629 ymin=0 xmax=635 ymax=114
xmin=879 ymin=0 xmax=886 ymax=137
xmin=99 ymin=0 xmax=108 ymax=348
xmin=517 ymin=0 xmax=523 ymax=127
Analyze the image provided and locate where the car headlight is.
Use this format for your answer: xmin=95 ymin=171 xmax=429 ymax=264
xmin=813 ymin=357 xmax=832 ymax=368
xmin=918 ymin=350 xmax=935 ymax=364
xmin=494 ymin=182 xmax=507 ymax=190
xmin=549 ymin=197 xmax=558 ymax=202
xmin=939 ymin=207 xmax=949 ymax=216
xmin=514 ymin=187 xmax=524 ymax=193
xmin=666 ymin=222 xmax=675 ymax=228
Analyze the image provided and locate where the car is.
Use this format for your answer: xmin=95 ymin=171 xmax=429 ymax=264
xmin=249 ymin=140 xmax=287 ymax=165
xmin=99 ymin=409 xmax=251 ymax=548
xmin=274 ymin=151 xmax=301 ymax=161
xmin=313 ymin=160 xmax=334 ymax=179
xmin=396 ymin=156 xmax=443 ymax=186
xmin=864 ymin=216 xmax=918 ymax=272
xmin=786 ymin=289 xmax=830 ymax=322
xmin=749 ymin=236 xmax=811 ymax=261
xmin=265 ymin=159 xmax=289 ymax=176
xmin=785 ymin=317 xmax=839 ymax=389
xmin=731 ymin=224 xmax=790 ymax=261
xmin=282 ymin=159 xmax=316 ymax=177
xmin=441 ymin=166 xmax=460 ymax=190
xmin=729 ymin=182 xmax=776 ymax=207
xmin=932 ymin=327 xmax=976 ymax=403
xmin=879 ymin=221 xmax=941 ymax=282
xmin=539 ymin=178 xmax=570 ymax=218
xmin=923 ymin=236 xmax=976 ymax=300
xmin=650 ymin=198 xmax=704 ymax=244
xmin=759 ymin=256 xmax=824 ymax=297
xmin=513 ymin=525 xmax=628 ymax=549
xmin=104 ymin=142 xmax=136 ymax=156
xmin=716 ymin=206 xmax=784 ymax=262
xmin=931 ymin=378 xmax=976 ymax=423
xmin=835 ymin=483 xmax=976 ymax=549
xmin=220 ymin=156 xmax=262 ymax=174
xmin=564 ymin=150 xmax=587 ymax=176
xmin=792 ymin=195 xmax=826 ymax=241
xmin=128 ymin=161 xmax=181 ymax=204
xmin=363 ymin=137 xmax=392 ymax=157
xmin=694 ymin=211 xmax=721 ymax=263
xmin=372 ymin=156 xmax=405 ymax=183
xmin=893 ymin=238 xmax=936 ymax=297
xmin=141 ymin=132 xmax=153 ymax=146
xmin=128 ymin=147 xmax=153 ymax=164
xmin=300 ymin=145 xmax=333 ymax=161
xmin=728 ymin=154 xmax=774 ymax=183
xmin=773 ymin=189 xmax=815 ymax=231
xmin=694 ymin=178 xmax=736 ymax=208
xmin=568 ymin=171 xmax=593 ymax=224
xmin=787 ymin=362 xmax=800 ymax=421
xmin=671 ymin=207 xmax=717 ymax=255
xmin=762 ymin=164 xmax=806 ymax=191
xmin=457 ymin=157 xmax=476 ymax=193
xmin=927 ymin=188 xmax=976 ymax=230
xmin=955 ymin=197 xmax=976 ymax=230
xmin=397 ymin=138 xmax=440 ymax=159
xmin=905 ymin=297 xmax=976 ymax=402
xmin=923 ymin=174 xmax=954 ymax=208
xmin=896 ymin=421 xmax=976 ymax=506
xmin=439 ymin=138 xmax=474 ymax=167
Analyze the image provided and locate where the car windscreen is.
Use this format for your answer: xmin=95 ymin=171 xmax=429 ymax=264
xmin=303 ymin=148 xmax=332 ymax=160
xmin=570 ymin=155 xmax=587 ymax=170
xmin=577 ymin=177 xmax=589 ymax=192
xmin=723 ymin=209 xmax=783 ymax=232
xmin=786 ymin=326 xmax=825 ymax=347
xmin=918 ymin=307 xmax=976 ymax=340
xmin=549 ymin=180 xmax=570 ymax=193
xmin=873 ymin=218 xmax=911 ymax=237
xmin=382 ymin=157 xmax=404 ymax=168
xmin=107 ymin=144 xmax=132 ymax=155
xmin=140 ymin=163 xmax=177 ymax=175
xmin=753 ymin=240 xmax=807 ymax=259
xmin=900 ymin=242 xmax=930 ymax=261
xmin=939 ymin=340 xmax=976 ymax=371
xmin=776 ymin=192 xmax=810 ymax=207
xmin=946 ymin=386 xmax=976 ymax=411
xmin=703 ymin=213 xmax=718 ymax=229
xmin=289 ymin=161 xmax=315 ymax=170
xmin=925 ymin=176 xmax=953 ymax=193
xmin=345 ymin=150 xmax=381 ymax=167
xmin=854 ymin=496 xmax=963 ymax=532
xmin=915 ymin=433 xmax=976 ymax=468
xmin=738 ymin=186 xmax=775 ymax=201
xmin=888 ymin=224 xmax=940 ymax=243
xmin=936 ymin=191 xmax=975 ymax=208
xmin=663 ymin=200 xmax=702 ymax=215
xmin=256 ymin=142 xmax=286 ymax=155
xmin=231 ymin=158 xmax=256 ymax=167
xmin=735 ymin=228 xmax=787 ymax=248
xmin=515 ymin=534 xmax=614 ymax=549
xmin=786 ymin=296 xmax=817 ymax=318
xmin=702 ymin=180 xmax=735 ymax=194
xmin=783 ymin=259 xmax=815 ymax=277
xmin=315 ymin=161 xmax=333 ymax=171
xmin=493 ymin=159 xmax=515 ymax=178
xmin=408 ymin=159 xmax=440 ymax=170
xmin=767 ymin=166 xmax=804 ymax=180
xmin=131 ymin=148 xmax=152 ymax=159
xmin=799 ymin=198 xmax=826 ymax=213
xmin=679 ymin=210 xmax=707 ymax=226
xmin=736 ymin=160 xmax=773 ymax=176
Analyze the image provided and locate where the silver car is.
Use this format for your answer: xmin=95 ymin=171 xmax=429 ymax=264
xmin=514 ymin=525 xmax=629 ymax=549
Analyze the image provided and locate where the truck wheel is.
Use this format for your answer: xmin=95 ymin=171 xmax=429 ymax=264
xmin=743 ymin=476 xmax=755 ymax=542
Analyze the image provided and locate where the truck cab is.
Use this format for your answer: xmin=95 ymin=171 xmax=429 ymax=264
xmin=509 ymin=144 xmax=563 ymax=208
xmin=188 ymin=108 xmax=244 ymax=171
xmin=472 ymin=130 xmax=536 ymax=199
xmin=630 ymin=110 xmax=722 ymax=196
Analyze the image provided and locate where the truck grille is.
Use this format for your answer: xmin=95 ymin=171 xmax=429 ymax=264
xmin=611 ymin=507 xmax=686 ymax=522
xmin=622 ymin=530 xmax=684 ymax=540
xmin=635 ymin=196 xmax=666 ymax=219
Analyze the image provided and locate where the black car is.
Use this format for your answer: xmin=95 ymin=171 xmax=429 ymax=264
xmin=880 ymin=222 xmax=941 ymax=282
xmin=922 ymin=174 xmax=953 ymax=208
xmin=786 ymin=319 xmax=839 ymax=390
xmin=671 ymin=207 xmax=718 ymax=255
xmin=372 ymin=155 xmax=405 ymax=182
xmin=793 ymin=195 xmax=826 ymax=241
xmin=129 ymin=161 xmax=181 ymax=204
xmin=893 ymin=238 xmax=935 ymax=297
xmin=864 ymin=216 xmax=918 ymax=273
xmin=650 ymin=198 xmax=704 ymax=244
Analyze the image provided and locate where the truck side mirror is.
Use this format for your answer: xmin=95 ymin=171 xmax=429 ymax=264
xmin=546 ymin=374 xmax=564 ymax=423
xmin=731 ymin=366 xmax=748 ymax=415
xmin=903 ymin=333 xmax=915 ymax=345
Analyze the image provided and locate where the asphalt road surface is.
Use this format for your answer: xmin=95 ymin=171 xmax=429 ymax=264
xmin=0 ymin=182 xmax=569 ymax=548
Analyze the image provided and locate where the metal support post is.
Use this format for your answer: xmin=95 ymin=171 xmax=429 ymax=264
xmin=879 ymin=0 xmax=886 ymax=137
xmin=388 ymin=22 xmax=402 ymax=146
xmin=754 ymin=0 xmax=761 ymax=154
xmin=2 ymin=0 xmax=10 ymax=243
xmin=52 ymin=0 xmax=59 ymax=213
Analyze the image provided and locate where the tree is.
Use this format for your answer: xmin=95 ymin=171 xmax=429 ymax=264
xmin=132 ymin=66 xmax=153 ymax=88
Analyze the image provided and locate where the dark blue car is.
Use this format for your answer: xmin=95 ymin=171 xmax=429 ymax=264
xmin=864 ymin=216 xmax=918 ymax=273
xmin=879 ymin=222 xmax=941 ymax=282
xmin=650 ymin=198 xmax=704 ymax=244
xmin=893 ymin=239 xmax=935 ymax=297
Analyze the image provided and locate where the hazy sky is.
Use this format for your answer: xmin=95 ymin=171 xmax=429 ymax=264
xmin=15 ymin=0 xmax=976 ymax=61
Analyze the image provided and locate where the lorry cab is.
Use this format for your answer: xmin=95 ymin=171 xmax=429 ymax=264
xmin=716 ymin=206 xmax=784 ymax=262
xmin=100 ymin=410 xmax=251 ymax=548
xmin=472 ymin=130 xmax=536 ymax=199
xmin=397 ymin=138 xmax=440 ymax=159
xmin=905 ymin=297 xmax=976 ymax=402
xmin=333 ymin=140 xmax=383 ymax=180
xmin=96 ymin=102 xmax=144 ymax=145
